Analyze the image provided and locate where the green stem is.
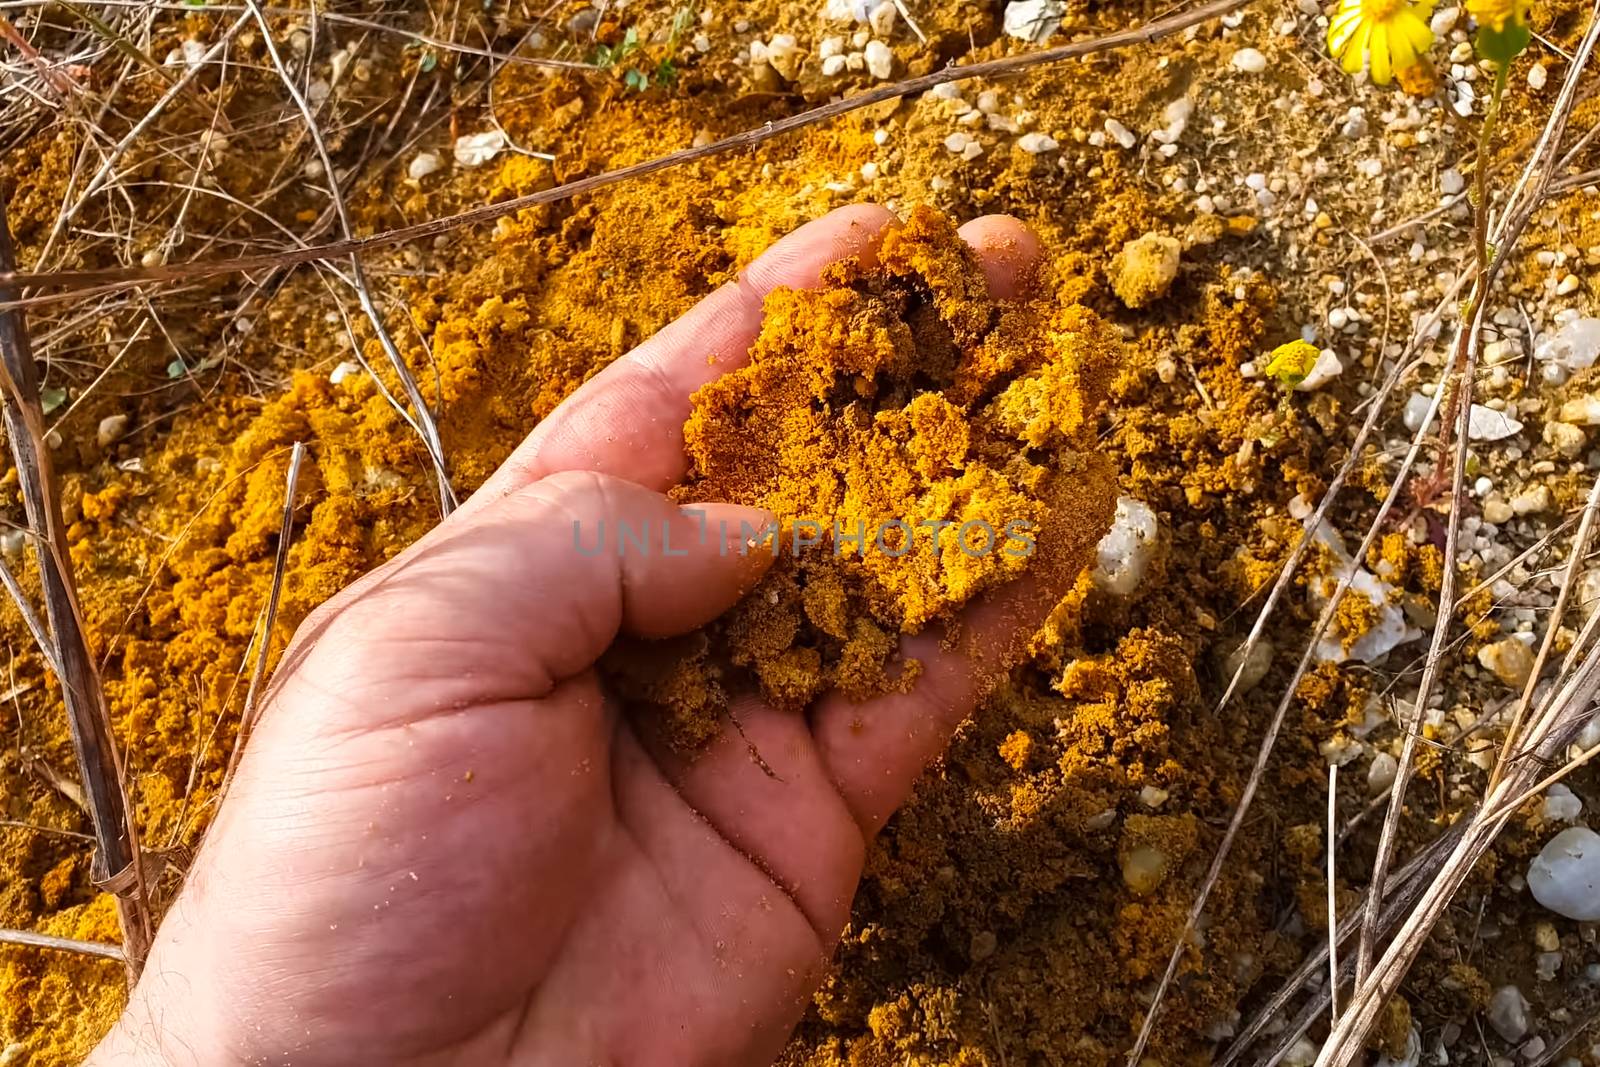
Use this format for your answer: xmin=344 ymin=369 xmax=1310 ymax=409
xmin=1473 ymin=61 xmax=1511 ymax=272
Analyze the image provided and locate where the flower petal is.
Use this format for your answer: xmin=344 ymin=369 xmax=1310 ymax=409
xmin=1389 ymin=21 xmax=1418 ymax=69
xmin=1369 ymin=23 xmax=1392 ymax=83
xmin=1397 ymin=10 xmax=1434 ymax=53
xmin=1342 ymin=20 xmax=1372 ymax=72
xmin=1328 ymin=8 xmax=1365 ymax=52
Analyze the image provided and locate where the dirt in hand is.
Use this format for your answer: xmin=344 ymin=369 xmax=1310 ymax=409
xmin=605 ymin=208 xmax=1118 ymax=747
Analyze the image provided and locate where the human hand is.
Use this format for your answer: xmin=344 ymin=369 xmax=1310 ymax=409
xmin=91 ymin=204 xmax=1053 ymax=1067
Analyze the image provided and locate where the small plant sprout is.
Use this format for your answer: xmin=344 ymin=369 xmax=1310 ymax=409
xmin=1326 ymin=0 xmax=1435 ymax=85
xmin=1263 ymin=339 xmax=1320 ymax=389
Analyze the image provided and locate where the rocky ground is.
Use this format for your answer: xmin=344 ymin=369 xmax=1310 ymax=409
xmin=1 ymin=0 xmax=1599 ymax=1063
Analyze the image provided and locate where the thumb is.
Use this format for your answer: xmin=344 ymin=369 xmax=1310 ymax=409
xmin=293 ymin=471 xmax=774 ymax=703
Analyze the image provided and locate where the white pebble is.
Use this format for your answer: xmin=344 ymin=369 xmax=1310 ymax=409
xmin=1295 ymin=348 xmax=1344 ymax=392
xmin=1231 ymin=47 xmax=1268 ymax=73
xmin=1488 ymin=986 xmax=1531 ymax=1043
xmin=822 ymin=54 xmax=848 ymax=76
xmin=1558 ymin=273 xmax=1582 ymax=295
xmin=329 ymin=360 xmax=362 ymax=385
xmin=96 ymin=413 xmax=129 ymax=449
xmin=867 ymin=0 xmax=898 ymax=36
xmin=863 ymin=39 xmax=893 ymax=80
xmin=1529 ymin=827 xmax=1600 ymax=920
xmin=1440 ymin=168 xmax=1465 ymax=195
xmin=1529 ymin=62 xmax=1548 ymax=90
xmin=1542 ymin=783 xmax=1584 ymax=823
xmin=453 ymin=130 xmax=506 ymax=167
xmin=1104 ymin=118 xmax=1136 ymax=150
xmin=944 ymin=132 xmax=972 ymax=154
xmin=1016 ymin=132 xmax=1058 ymax=154
xmin=1092 ymin=497 xmax=1159 ymax=596
xmin=408 ymin=151 xmax=443 ymax=180
xmin=1368 ymin=751 xmax=1398 ymax=793
xmin=1002 ymin=0 xmax=1065 ymax=41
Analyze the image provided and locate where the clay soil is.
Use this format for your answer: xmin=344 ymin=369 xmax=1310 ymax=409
xmin=2 ymin=1 xmax=1599 ymax=1064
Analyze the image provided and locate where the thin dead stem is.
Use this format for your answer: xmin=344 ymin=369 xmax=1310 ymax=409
xmin=220 ymin=440 xmax=304 ymax=794
xmin=0 ymin=194 xmax=150 ymax=975
xmin=0 ymin=926 xmax=124 ymax=961
xmin=247 ymin=1 xmax=455 ymax=515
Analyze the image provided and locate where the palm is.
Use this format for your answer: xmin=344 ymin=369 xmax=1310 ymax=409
xmin=97 ymin=206 xmax=1057 ymax=1067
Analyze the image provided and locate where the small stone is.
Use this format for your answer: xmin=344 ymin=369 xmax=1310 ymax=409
xmin=1110 ymin=233 xmax=1182 ymax=309
xmin=1104 ymin=118 xmax=1136 ymax=149
xmin=1431 ymin=6 xmax=1460 ymax=33
xmin=943 ymin=131 xmax=973 ymax=154
xmin=1529 ymin=62 xmax=1548 ymax=89
xmin=1478 ymin=636 xmax=1536 ymax=687
xmin=96 ymin=413 xmax=128 ymax=449
xmin=1221 ymin=638 xmax=1274 ymax=694
xmin=863 ymin=39 xmax=892 ymax=79
xmin=1558 ymin=273 xmax=1582 ymax=295
xmin=1544 ymin=420 xmax=1587 ymax=457
xmin=1536 ymin=317 xmax=1600 ymax=371
xmin=1543 ymin=783 xmax=1583 ymax=823
xmin=1368 ymin=751 xmax=1398 ymax=793
xmin=1016 ymin=131 xmax=1058 ymax=154
xmin=0 ymin=530 xmax=23 ymax=559
xmin=1511 ymin=484 xmax=1553 ymax=515
xmin=1487 ymin=986 xmax=1530 ymax=1043
xmin=1560 ymin=394 xmax=1600 ymax=425
xmin=1296 ymin=348 xmax=1344 ymax=392
xmin=1534 ymin=921 xmax=1560 ymax=951
xmin=1002 ymin=0 xmax=1065 ymax=41
xmin=408 ymin=151 xmax=443 ymax=180
xmin=1231 ymin=47 xmax=1268 ymax=73
xmin=1092 ymin=497 xmax=1159 ymax=595
xmin=821 ymin=54 xmax=848 ymax=76
xmin=867 ymin=0 xmax=897 ymax=36
xmin=1441 ymin=167 xmax=1465 ymax=195
xmin=453 ymin=130 xmax=505 ymax=167
xmin=1084 ymin=808 xmax=1117 ymax=831
xmin=1121 ymin=844 xmax=1169 ymax=894
xmin=329 ymin=360 xmax=362 ymax=385
xmin=1528 ymin=826 xmax=1600 ymax=920
xmin=1468 ymin=405 xmax=1524 ymax=441
xmin=1139 ymin=785 xmax=1169 ymax=809
xmin=1483 ymin=498 xmax=1515 ymax=525
xmin=764 ymin=34 xmax=801 ymax=80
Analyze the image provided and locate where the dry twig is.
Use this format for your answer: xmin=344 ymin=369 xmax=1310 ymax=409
xmin=0 ymin=195 xmax=150 ymax=973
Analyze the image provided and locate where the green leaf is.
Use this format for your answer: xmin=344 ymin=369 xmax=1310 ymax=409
xmin=419 ymin=51 xmax=437 ymax=73
xmin=624 ymin=67 xmax=648 ymax=91
xmin=40 ymin=387 xmax=67 ymax=414
xmin=1476 ymin=22 xmax=1530 ymax=65
xmin=167 ymin=358 xmax=187 ymax=379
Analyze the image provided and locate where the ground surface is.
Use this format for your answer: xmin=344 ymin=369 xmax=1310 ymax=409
xmin=1 ymin=0 xmax=1599 ymax=1064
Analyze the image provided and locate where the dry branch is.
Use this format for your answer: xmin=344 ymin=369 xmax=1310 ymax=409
xmin=0 ymin=194 xmax=150 ymax=973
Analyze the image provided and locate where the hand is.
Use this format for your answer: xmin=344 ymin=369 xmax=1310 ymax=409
xmin=92 ymin=204 xmax=1052 ymax=1067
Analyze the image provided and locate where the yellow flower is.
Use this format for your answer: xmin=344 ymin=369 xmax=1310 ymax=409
xmin=1327 ymin=0 xmax=1435 ymax=85
xmin=1262 ymin=339 xmax=1320 ymax=387
xmin=1466 ymin=0 xmax=1528 ymax=32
